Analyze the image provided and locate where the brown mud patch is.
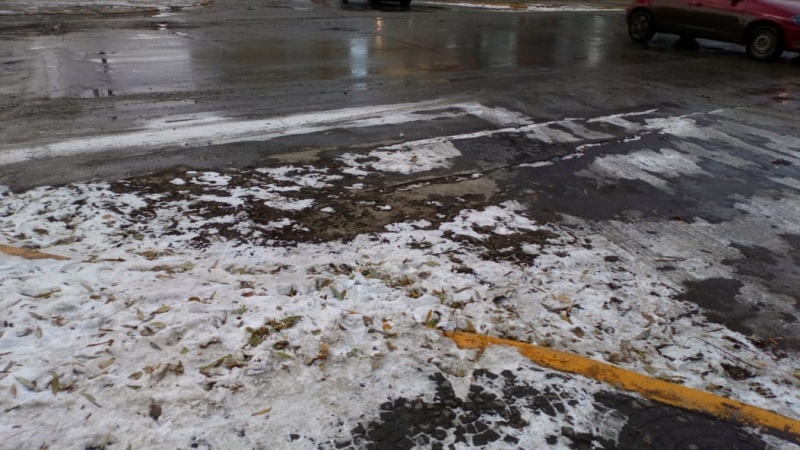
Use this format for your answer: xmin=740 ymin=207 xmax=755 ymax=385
xmin=107 ymin=158 xmax=576 ymax=271
xmin=110 ymin=162 xmax=558 ymax=267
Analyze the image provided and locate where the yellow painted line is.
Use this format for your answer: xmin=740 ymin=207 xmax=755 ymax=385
xmin=444 ymin=330 xmax=800 ymax=442
xmin=0 ymin=244 xmax=68 ymax=261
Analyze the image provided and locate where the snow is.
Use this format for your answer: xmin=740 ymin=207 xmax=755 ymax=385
xmin=2 ymin=104 xmax=800 ymax=448
xmin=1 ymin=165 xmax=799 ymax=449
xmin=579 ymin=147 xmax=709 ymax=192
xmin=340 ymin=140 xmax=462 ymax=175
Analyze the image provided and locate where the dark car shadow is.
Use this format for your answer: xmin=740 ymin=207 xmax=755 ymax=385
xmin=673 ymin=37 xmax=700 ymax=50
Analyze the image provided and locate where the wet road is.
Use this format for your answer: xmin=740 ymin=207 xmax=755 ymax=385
xmin=1 ymin=0 xmax=798 ymax=161
xmin=1 ymin=0 xmax=800 ymax=352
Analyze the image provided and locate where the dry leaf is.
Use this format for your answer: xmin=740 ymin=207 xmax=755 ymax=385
xmin=51 ymin=372 xmax=60 ymax=394
xmin=555 ymin=293 xmax=572 ymax=304
xmin=35 ymin=290 xmax=60 ymax=299
xmin=251 ymin=407 xmax=271 ymax=416
xmin=129 ymin=372 xmax=143 ymax=380
xmin=330 ymin=286 xmax=345 ymax=300
xmin=151 ymin=365 xmax=171 ymax=384
xmin=87 ymin=339 xmax=114 ymax=347
xmin=98 ymin=358 xmax=116 ymax=370
xmin=14 ymin=376 xmax=36 ymax=391
xmin=136 ymin=309 xmax=144 ymax=321
xmin=153 ymin=305 xmax=170 ymax=314
xmin=386 ymin=341 xmax=397 ymax=352
xmin=81 ymin=392 xmax=101 ymax=407
xmin=464 ymin=320 xmax=476 ymax=333
xmin=200 ymin=354 xmax=232 ymax=372
xmin=318 ymin=344 xmax=329 ymax=359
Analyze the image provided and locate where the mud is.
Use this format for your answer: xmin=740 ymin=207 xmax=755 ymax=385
xmin=112 ymin=163 xmax=500 ymax=245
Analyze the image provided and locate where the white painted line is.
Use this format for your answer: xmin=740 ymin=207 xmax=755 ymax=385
xmin=0 ymin=99 xmax=461 ymax=166
xmin=0 ymin=102 xmax=657 ymax=167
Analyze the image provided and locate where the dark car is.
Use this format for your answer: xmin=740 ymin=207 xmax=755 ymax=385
xmin=626 ymin=0 xmax=800 ymax=60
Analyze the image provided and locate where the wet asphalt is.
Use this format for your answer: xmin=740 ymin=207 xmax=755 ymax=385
xmin=0 ymin=1 xmax=799 ymax=447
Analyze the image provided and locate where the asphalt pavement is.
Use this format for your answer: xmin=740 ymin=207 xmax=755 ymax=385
xmin=0 ymin=0 xmax=799 ymax=448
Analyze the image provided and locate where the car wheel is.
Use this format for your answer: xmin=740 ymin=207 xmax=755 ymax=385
xmin=628 ymin=10 xmax=655 ymax=43
xmin=746 ymin=25 xmax=784 ymax=61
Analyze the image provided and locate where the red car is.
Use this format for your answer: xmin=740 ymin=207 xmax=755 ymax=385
xmin=626 ymin=0 xmax=800 ymax=60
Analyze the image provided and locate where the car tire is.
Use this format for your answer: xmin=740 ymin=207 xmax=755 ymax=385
xmin=746 ymin=25 xmax=784 ymax=61
xmin=628 ymin=10 xmax=656 ymax=43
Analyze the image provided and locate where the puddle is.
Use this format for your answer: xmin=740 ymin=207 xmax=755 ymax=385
xmin=15 ymin=29 xmax=195 ymax=98
xmin=675 ymin=278 xmax=798 ymax=352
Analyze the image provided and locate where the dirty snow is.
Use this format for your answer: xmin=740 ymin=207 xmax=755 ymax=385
xmin=1 ymin=161 xmax=799 ymax=449
xmin=579 ymin=147 xmax=709 ymax=192
xmin=1 ymin=103 xmax=800 ymax=448
xmin=340 ymin=140 xmax=462 ymax=175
